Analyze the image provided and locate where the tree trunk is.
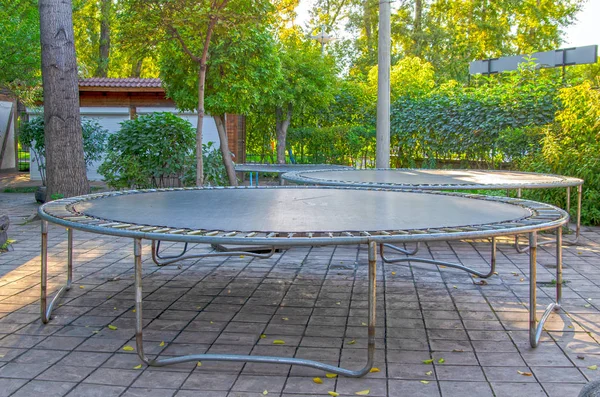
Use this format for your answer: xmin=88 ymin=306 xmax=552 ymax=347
xmin=413 ymin=0 xmax=422 ymax=56
xmin=130 ymin=58 xmax=143 ymax=77
xmin=275 ymin=103 xmax=292 ymax=164
xmin=95 ymin=0 xmax=111 ymax=77
xmin=196 ymin=64 xmax=206 ymax=186
xmin=39 ymin=0 xmax=89 ymax=199
xmin=213 ymin=114 xmax=237 ymax=186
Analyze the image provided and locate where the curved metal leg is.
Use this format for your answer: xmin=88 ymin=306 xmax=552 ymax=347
xmin=135 ymin=238 xmax=377 ymax=377
xmin=41 ymin=224 xmax=73 ymax=323
xmin=380 ymin=238 xmax=496 ymax=279
xmin=151 ymin=241 xmax=277 ymax=266
xmin=563 ymin=185 xmax=582 ymax=245
xmin=151 ymin=240 xmax=190 ymax=266
xmin=382 ymin=242 xmax=420 ymax=256
xmin=529 ymin=229 xmax=562 ymax=347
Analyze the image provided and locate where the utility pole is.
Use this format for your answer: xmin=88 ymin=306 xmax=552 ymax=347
xmin=376 ymin=0 xmax=391 ymax=168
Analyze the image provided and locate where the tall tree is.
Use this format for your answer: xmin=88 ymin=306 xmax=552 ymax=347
xmin=121 ymin=0 xmax=275 ymax=185
xmin=160 ymin=20 xmax=281 ymax=185
xmin=38 ymin=0 xmax=89 ymax=198
xmin=269 ymin=31 xmax=338 ymax=163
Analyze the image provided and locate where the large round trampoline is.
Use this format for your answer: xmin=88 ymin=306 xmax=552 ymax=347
xmin=282 ymin=168 xmax=583 ymax=241
xmin=39 ymin=186 xmax=568 ymax=377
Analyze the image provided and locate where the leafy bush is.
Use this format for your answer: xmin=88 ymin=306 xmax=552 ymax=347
xmin=518 ymin=81 xmax=600 ymax=225
xmin=98 ymin=112 xmax=228 ymax=189
xmin=20 ymin=116 xmax=108 ymax=185
xmin=98 ymin=112 xmax=195 ymax=189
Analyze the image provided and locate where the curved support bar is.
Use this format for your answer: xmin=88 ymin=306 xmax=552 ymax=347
xmin=135 ymin=238 xmax=377 ymax=377
xmin=137 ymin=352 xmax=374 ymax=377
xmin=530 ymin=302 xmax=560 ymax=348
xmin=382 ymin=242 xmax=420 ymax=256
xmin=380 ymin=240 xmax=496 ymax=279
xmin=153 ymin=240 xmax=189 ymax=262
xmin=151 ymin=243 xmax=277 ymax=266
xmin=529 ymin=228 xmax=563 ymax=347
xmin=41 ymin=225 xmax=73 ymax=323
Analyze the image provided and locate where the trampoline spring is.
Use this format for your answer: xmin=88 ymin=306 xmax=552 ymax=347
xmin=128 ymin=225 xmax=145 ymax=231
xmin=267 ymin=232 xmax=278 ymax=238
xmin=360 ymin=231 xmax=371 ymax=236
xmin=153 ymin=228 xmax=171 ymax=233
xmin=112 ymin=224 xmax=132 ymax=229
xmin=246 ymin=232 xmax=258 ymax=237
xmin=98 ymin=222 xmax=121 ymax=228
xmin=344 ymin=232 xmax=354 ymax=237
xmin=140 ymin=227 xmax=158 ymax=232
xmin=187 ymin=230 xmax=205 ymax=235
xmin=287 ymin=233 xmax=295 ymax=238
xmin=224 ymin=231 xmax=238 ymax=237
xmin=169 ymin=229 xmax=187 ymax=234
xmin=327 ymin=232 xmax=334 ymax=238
xmin=205 ymin=231 xmax=220 ymax=236
xmin=307 ymin=232 xmax=314 ymax=238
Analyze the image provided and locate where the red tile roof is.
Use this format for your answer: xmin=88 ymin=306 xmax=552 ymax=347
xmin=79 ymin=78 xmax=163 ymax=88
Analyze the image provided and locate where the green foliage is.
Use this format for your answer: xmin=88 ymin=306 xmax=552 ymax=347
xmin=98 ymin=112 xmax=195 ymax=189
xmin=20 ymin=116 xmax=108 ymax=185
xmin=98 ymin=112 xmax=227 ymax=189
xmin=287 ymin=125 xmax=374 ymax=166
xmin=0 ymin=0 xmax=41 ymax=104
xmin=518 ymin=82 xmax=600 ymax=225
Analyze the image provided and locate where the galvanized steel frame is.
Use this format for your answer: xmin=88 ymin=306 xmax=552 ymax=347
xmin=39 ymin=186 xmax=568 ymax=374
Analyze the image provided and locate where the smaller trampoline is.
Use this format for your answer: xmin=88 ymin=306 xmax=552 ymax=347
xmin=235 ymin=163 xmax=353 ymax=186
xmin=283 ymin=168 xmax=584 ymax=243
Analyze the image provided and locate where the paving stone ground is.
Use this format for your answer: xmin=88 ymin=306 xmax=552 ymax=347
xmin=1 ymin=192 xmax=600 ymax=396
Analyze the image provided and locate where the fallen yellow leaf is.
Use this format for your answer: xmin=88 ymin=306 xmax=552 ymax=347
xmin=328 ymin=392 xmax=340 ymax=397
xmin=79 ymin=286 xmax=84 ymax=289
xmin=422 ymin=359 xmax=433 ymax=364
xmin=370 ymin=367 xmax=380 ymax=373
xmin=585 ymin=304 xmax=592 ymax=308
xmin=420 ymin=380 xmax=429 ymax=384
xmin=197 ymin=361 xmax=202 ymax=367
xmin=347 ymin=340 xmax=356 ymax=345
xmin=391 ymin=272 xmax=396 ymax=275
xmin=262 ymin=390 xmax=268 ymax=395
xmin=588 ymin=365 xmax=598 ymax=370
xmin=282 ymin=317 xmax=289 ymax=321
xmin=355 ymin=390 xmax=370 ymax=396
xmin=517 ymin=370 xmax=532 ymax=376
xmin=452 ymin=349 xmax=464 ymax=353
xmin=520 ymin=278 xmax=525 ymax=282
xmin=240 ymin=255 xmax=245 ymax=258
xmin=133 ymin=364 xmax=142 ymax=369
xmin=108 ymin=325 xmax=117 ymax=330
xmin=122 ymin=346 xmax=134 ymax=351
xmin=336 ymin=302 xmax=341 ymax=305
xmin=425 ymin=371 xmax=433 ymax=376
xmin=439 ymin=265 xmax=447 ymax=268
xmin=113 ymin=307 xmax=117 ymax=310
xmin=159 ymin=341 xmax=165 ymax=347
xmin=438 ymin=358 xmax=445 ymax=364
xmin=313 ymin=377 xmax=323 ymax=384
xmin=326 ymin=373 xmax=337 ymax=378
xmin=361 ymin=322 xmax=367 ymax=326
xmin=260 ymin=334 xmax=267 ymax=339
xmin=132 ymin=309 xmax=136 ymax=313
xmin=273 ymin=340 xmax=285 ymax=345
xmin=453 ymin=285 xmax=458 ymax=289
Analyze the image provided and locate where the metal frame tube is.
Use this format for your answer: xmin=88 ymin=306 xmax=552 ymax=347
xmin=380 ymin=238 xmax=496 ymax=279
xmin=134 ymin=238 xmax=376 ymax=376
xmin=41 ymin=225 xmax=73 ymax=323
xmin=529 ymin=229 xmax=562 ymax=347
xmin=151 ymin=242 xmax=277 ymax=266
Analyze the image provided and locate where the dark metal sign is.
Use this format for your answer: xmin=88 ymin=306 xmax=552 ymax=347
xmin=469 ymin=45 xmax=598 ymax=75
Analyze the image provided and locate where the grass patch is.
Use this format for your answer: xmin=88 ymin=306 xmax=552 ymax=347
xmin=3 ymin=186 xmax=38 ymax=193
xmin=0 ymin=239 xmax=15 ymax=252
